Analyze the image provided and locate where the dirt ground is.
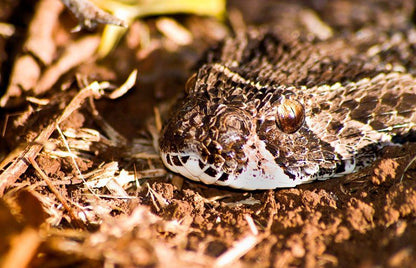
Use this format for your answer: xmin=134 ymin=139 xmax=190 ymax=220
xmin=1 ymin=0 xmax=416 ymax=267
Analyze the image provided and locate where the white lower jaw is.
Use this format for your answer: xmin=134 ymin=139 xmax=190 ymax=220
xmin=161 ymin=152 xmax=307 ymax=190
xmin=160 ymin=132 xmax=318 ymax=190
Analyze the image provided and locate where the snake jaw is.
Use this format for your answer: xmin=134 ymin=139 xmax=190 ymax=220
xmin=160 ymin=131 xmax=314 ymax=189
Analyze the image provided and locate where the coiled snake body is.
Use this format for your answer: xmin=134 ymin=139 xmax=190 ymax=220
xmin=159 ymin=28 xmax=416 ymax=190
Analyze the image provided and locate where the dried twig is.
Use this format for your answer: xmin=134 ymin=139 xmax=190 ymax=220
xmin=0 ymin=82 xmax=103 ymax=196
xmin=26 ymin=0 xmax=65 ymax=64
xmin=214 ymin=215 xmax=262 ymax=267
xmin=55 ymin=124 xmax=97 ymax=197
xmin=0 ymin=0 xmax=64 ymax=107
xmin=146 ymin=183 xmax=169 ymax=211
xmin=244 ymin=214 xmax=259 ymax=236
xmin=29 ymin=157 xmax=87 ymax=229
xmin=214 ymin=235 xmax=259 ymax=267
xmin=61 ymin=0 xmax=127 ymax=30
xmin=400 ymin=154 xmax=416 ymax=182
xmin=107 ymin=69 xmax=137 ymax=99
xmin=34 ymin=35 xmax=101 ymax=95
xmin=154 ymin=106 xmax=162 ymax=133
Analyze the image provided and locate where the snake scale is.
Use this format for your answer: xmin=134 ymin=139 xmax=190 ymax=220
xmin=159 ymin=3 xmax=416 ymax=190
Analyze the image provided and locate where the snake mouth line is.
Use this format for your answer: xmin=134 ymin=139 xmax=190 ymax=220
xmin=160 ymin=146 xmax=308 ymax=190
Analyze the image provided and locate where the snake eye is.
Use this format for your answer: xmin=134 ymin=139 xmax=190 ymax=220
xmin=276 ymin=99 xmax=305 ymax=134
xmin=185 ymin=73 xmax=197 ymax=94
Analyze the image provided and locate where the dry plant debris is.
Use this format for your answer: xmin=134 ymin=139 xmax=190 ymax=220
xmin=1 ymin=0 xmax=416 ymax=267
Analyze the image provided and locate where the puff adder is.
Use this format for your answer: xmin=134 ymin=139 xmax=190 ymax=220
xmin=159 ymin=28 xmax=416 ymax=190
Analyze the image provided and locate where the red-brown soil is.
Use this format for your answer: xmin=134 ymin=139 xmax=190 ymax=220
xmin=1 ymin=0 xmax=416 ymax=267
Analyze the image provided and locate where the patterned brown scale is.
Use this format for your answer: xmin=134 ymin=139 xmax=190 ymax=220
xmin=159 ymin=28 xmax=416 ymax=190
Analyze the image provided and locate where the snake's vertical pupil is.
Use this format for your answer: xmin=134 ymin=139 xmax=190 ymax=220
xmin=276 ymin=99 xmax=305 ymax=133
xmin=185 ymin=73 xmax=197 ymax=94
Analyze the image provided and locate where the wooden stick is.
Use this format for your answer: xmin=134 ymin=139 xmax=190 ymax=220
xmin=29 ymin=157 xmax=87 ymax=229
xmin=0 ymin=82 xmax=102 ymax=196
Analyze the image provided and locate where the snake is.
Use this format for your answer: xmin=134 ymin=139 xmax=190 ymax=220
xmin=158 ymin=27 xmax=416 ymax=190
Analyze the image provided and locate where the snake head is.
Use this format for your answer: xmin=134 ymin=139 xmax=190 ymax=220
xmin=159 ymin=64 xmax=312 ymax=189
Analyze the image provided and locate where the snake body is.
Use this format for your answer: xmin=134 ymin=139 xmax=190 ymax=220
xmin=159 ymin=28 xmax=416 ymax=190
